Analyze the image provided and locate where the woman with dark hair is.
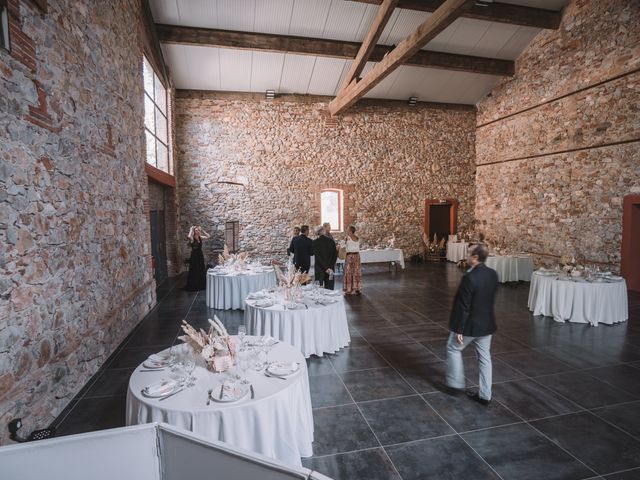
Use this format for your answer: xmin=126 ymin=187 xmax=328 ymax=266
xmin=185 ymin=225 xmax=210 ymax=291
xmin=343 ymin=225 xmax=362 ymax=295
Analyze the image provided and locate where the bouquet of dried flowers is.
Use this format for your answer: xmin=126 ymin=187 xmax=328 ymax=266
xmin=178 ymin=316 xmax=237 ymax=373
xmin=218 ymin=244 xmax=249 ymax=267
xmin=274 ymin=263 xmax=311 ymax=288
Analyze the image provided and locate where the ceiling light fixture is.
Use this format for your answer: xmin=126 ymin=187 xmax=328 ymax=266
xmin=265 ymin=89 xmax=275 ymax=100
xmin=408 ymin=97 xmax=418 ymax=106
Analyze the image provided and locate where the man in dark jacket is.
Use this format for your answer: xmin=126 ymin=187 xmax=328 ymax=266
xmin=312 ymin=226 xmax=338 ymax=290
xmin=292 ymin=225 xmax=313 ymax=273
xmin=444 ymin=243 xmax=498 ymax=405
xmin=287 ymin=226 xmax=300 ymax=256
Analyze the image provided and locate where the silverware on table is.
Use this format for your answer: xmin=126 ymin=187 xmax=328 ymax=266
xmin=206 ymin=388 xmax=213 ymax=406
xmin=219 ymin=384 xmax=224 ymax=399
xmin=139 ymin=369 xmax=165 ymax=372
xmin=250 ymin=384 xmax=255 ymax=399
xmin=265 ymin=372 xmax=287 ymax=380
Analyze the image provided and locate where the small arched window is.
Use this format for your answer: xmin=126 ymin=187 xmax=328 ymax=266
xmin=320 ymin=189 xmax=343 ymax=233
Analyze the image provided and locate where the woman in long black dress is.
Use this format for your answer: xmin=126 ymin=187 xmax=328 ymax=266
xmin=185 ymin=225 xmax=209 ymax=291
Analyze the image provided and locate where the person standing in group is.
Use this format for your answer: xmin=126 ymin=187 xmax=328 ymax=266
xmin=323 ymin=222 xmax=334 ymax=241
xmin=313 ymin=225 xmax=338 ymax=290
xmin=292 ymin=225 xmax=313 ymax=273
xmin=185 ymin=225 xmax=210 ymax=291
xmin=442 ymin=243 xmax=498 ymax=405
xmin=343 ymin=226 xmax=362 ymax=295
xmin=287 ymin=226 xmax=300 ymax=257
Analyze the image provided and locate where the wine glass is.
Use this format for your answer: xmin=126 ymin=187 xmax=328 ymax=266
xmin=237 ymin=325 xmax=247 ymax=349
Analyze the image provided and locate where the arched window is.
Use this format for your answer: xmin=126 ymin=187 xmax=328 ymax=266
xmin=320 ymin=189 xmax=343 ymax=233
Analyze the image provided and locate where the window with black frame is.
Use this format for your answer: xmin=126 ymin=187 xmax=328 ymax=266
xmin=0 ymin=0 xmax=10 ymax=52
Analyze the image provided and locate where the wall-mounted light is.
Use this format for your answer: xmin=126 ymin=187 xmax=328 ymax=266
xmin=475 ymin=0 xmax=494 ymax=6
xmin=265 ymin=89 xmax=275 ymax=100
xmin=408 ymin=97 xmax=418 ymax=107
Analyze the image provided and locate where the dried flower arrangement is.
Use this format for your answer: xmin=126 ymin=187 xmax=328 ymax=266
xmin=179 ymin=316 xmax=237 ymax=373
xmin=274 ymin=263 xmax=311 ymax=288
xmin=218 ymin=244 xmax=249 ymax=267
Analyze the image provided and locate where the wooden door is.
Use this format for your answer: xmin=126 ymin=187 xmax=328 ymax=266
xmin=622 ymin=195 xmax=640 ymax=291
xmin=150 ymin=210 xmax=168 ymax=284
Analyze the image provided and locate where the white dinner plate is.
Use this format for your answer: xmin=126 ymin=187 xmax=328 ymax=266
xmin=266 ymin=361 xmax=300 ymax=377
xmin=143 ymin=354 xmax=169 ymax=369
xmin=141 ymin=379 xmax=181 ymax=398
xmin=210 ymin=381 xmax=250 ymax=403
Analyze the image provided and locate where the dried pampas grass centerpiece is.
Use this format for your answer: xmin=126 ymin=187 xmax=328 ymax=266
xmin=218 ymin=244 xmax=249 ymax=267
xmin=274 ymin=264 xmax=311 ymax=288
xmin=179 ymin=316 xmax=237 ymax=373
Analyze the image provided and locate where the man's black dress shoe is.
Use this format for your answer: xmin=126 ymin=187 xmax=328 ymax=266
xmin=467 ymin=391 xmax=491 ymax=406
xmin=436 ymin=382 xmax=465 ymax=397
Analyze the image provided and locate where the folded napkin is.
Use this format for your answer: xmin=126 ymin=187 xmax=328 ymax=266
xmin=141 ymin=379 xmax=179 ymax=398
xmin=143 ymin=353 xmax=169 ymax=369
xmin=215 ymin=380 xmax=249 ymax=402
xmin=315 ymin=298 xmax=338 ymax=305
xmin=255 ymin=299 xmax=275 ymax=308
xmin=286 ymin=303 xmax=307 ymax=310
xmin=247 ymin=291 xmax=267 ymax=300
xmin=267 ymin=361 xmax=300 ymax=377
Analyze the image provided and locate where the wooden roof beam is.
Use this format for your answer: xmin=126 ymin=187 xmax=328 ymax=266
xmin=341 ymin=0 xmax=400 ymax=91
xmin=329 ymin=0 xmax=476 ymax=116
xmin=155 ymin=24 xmax=514 ymax=77
xmin=349 ymin=0 xmax=562 ymax=29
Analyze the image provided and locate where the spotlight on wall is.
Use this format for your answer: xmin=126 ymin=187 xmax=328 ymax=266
xmin=408 ymin=97 xmax=418 ymax=107
xmin=265 ymin=89 xmax=276 ymax=100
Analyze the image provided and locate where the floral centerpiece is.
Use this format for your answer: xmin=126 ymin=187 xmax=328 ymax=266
xmin=274 ymin=264 xmax=311 ymax=302
xmin=179 ymin=316 xmax=237 ymax=373
xmin=422 ymin=233 xmax=445 ymax=259
xmin=559 ymin=254 xmax=584 ymax=277
xmin=387 ymin=234 xmax=396 ymax=249
xmin=218 ymin=244 xmax=249 ymax=268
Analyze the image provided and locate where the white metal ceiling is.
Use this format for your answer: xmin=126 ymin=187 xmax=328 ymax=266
xmin=152 ymin=0 xmax=566 ymax=105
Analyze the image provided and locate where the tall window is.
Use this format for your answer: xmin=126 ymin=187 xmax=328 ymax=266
xmin=320 ymin=189 xmax=343 ymax=232
xmin=143 ymin=56 xmax=171 ymax=174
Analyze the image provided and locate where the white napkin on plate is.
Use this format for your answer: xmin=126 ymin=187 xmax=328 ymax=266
xmin=142 ymin=379 xmax=179 ymax=397
xmin=267 ymin=361 xmax=299 ymax=377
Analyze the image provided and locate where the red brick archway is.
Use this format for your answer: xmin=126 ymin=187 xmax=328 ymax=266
xmin=621 ymin=195 xmax=640 ymax=292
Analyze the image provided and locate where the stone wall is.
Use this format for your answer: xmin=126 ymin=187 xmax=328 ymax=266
xmin=175 ymin=92 xmax=477 ymax=264
xmin=475 ymin=0 xmax=640 ymax=267
xmin=0 ymin=0 xmax=155 ymax=443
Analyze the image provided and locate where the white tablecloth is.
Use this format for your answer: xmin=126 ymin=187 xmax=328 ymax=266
xmin=245 ymin=290 xmax=351 ymax=358
xmin=206 ymin=268 xmax=277 ymax=310
xmin=486 ymin=255 xmax=534 ymax=282
xmin=527 ymin=271 xmax=628 ymax=326
xmin=337 ymin=248 xmax=405 ymax=269
xmin=446 ymin=242 xmax=468 ymax=262
xmin=126 ymin=340 xmax=313 ymax=466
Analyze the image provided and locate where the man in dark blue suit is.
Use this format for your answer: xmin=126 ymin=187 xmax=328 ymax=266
xmin=444 ymin=243 xmax=498 ymax=405
xmin=292 ymin=225 xmax=313 ymax=273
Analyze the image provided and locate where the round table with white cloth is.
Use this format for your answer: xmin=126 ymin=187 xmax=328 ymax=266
xmin=126 ymin=339 xmax=313 ymax=467
xmin=206 ymin=267 xmax=277 ymax=310
xmin=244 ymin=288 xmax=351 ymax=358
xmin=485 ymin=254 xmax=534 ymax=283
xmin=446 ymin=242 xmax=468 ymax=262
xmin=527 ymin=271 xmax=628 ymax=326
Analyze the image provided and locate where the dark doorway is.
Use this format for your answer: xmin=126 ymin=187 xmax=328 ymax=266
xmin=424 ymin=199 xmax=458 ymax=242
xmin=622 ymin=195 xmax=640 ymax=292
xmin=429 ymin=205 xmax=451 ymax=240
xmin=150 ymin=210 xmax=168 ymax=285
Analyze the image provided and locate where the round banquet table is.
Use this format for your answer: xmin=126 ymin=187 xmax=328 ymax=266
xmin=486 ymin=254 xmax=534 ymax=283
xmin=244 ymin=289 xmax=351 ymax=358
xmin=126 ymin=339 xmax=313 ymax=467
xmin=206 ymin=267 xmax=277 ymax=310
xmin=446 ymin=242 xmax=468 ymax=262
xmin=527 ymin=271 xmax=628 ymax=326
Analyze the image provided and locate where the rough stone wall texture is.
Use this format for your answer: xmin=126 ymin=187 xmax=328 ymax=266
xmin=475 ymin=0 xmax=640 ymax=267
xmin=0 ymin=0 xmax=155 ymax=443
xmin=175 ymin=93 xmax=476 ymax=264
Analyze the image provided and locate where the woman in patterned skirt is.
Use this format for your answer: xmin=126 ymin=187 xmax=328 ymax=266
xmin=343 ymin=226 xmax=362 ymax=295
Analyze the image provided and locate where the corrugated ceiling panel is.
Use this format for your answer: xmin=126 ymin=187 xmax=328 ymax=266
xmin=497 ymin=26 xmax=540 ymax=59
xmin=307 ymin=57 xmax=347 ymax=96
xmin=425 ymin=17 xmax=462 ymax=51
xmin=436 ymin=71 xmax=497 ymax=104
xmin=360 ymin=61 xmax=402 ymax=99
xmin=219 ymin=49 xmax=253 ymax=91
xmin=436 ymin=17 xmax=491 ymax=56
xmin=183 ymin=45 xmax=221 ymax=91
xmin=413 ymin=68 xmax=455 ymax=103
xmin=378 ymin=9 xmax=401 ymax=45
xmin=279 ymin=54 xmax=316 ymax=94
xmin=215 ymin=0 xmax=256 ymax=32
xmin=383 ymin=9 xmax=430 ymax=47
xmin=175 ymin=0 xmax=218 ymax=28
xmin=160 ymin=44 xmax=192 ymax=89
xmin=254 ymin=0 xmax=294 ymax=34
xmin=322 ymin=1 xmax=369 ymax=42
xmin=288 ymin=0 xmax=331 ymax=37
xmin=149 ymin=0 xmax=179 ymax=24
xmin=471 ymin=22 xmax=520 ymax=59
xmin=334 ymin=59 xmax=354 ymax=92
xmin=382 ymin=66 xmax=428 ymax=100
xmin=354 ymin=5 xmax=379 ymax=42
xmin=250 ymin=51 xmax=285 ymax=92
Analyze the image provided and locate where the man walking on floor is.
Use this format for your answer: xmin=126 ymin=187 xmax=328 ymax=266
xmin=443 ymin=243 xmax=498 ymax=405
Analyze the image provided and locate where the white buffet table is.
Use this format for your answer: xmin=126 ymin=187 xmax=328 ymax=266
xmin=245 ymin=288 xmax=351 ymax=358
xmin=446 ymin=242 xmax=468 ymax=262
xmin=486 ymin=254 xmax=534 ymax=282
xmin=337 ymin=248 xmax=405 ymax=269
xmin=527 ymin=271 xmax=628 ymax=326
xmin=126 ymin=340 xmax=314 ymax=467
xmin=206 ymin=267 xmax=277 ymax=310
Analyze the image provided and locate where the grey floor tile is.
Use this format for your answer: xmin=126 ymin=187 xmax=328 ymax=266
xmin=329 ymin=346 xmax=389 ymax=373
xmin=341 ymin=367 xmax=414 ymax=402
xmin=309 ymin=373 xmax=353 ymax=408
xmin=311 ymin=404 xmax=379 ymax=456
xmin=592 ymin=401 xmax=640 ymax=438
xmin=303 ymin=448 xmax=400 ymax=480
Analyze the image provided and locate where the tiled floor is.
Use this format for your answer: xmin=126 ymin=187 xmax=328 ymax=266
xmin=52 ymin=263 xmax=640 ymax=480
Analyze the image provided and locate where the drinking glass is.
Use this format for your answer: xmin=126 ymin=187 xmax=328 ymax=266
xmin=237 ymin=325 xmax=247 ymax=349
